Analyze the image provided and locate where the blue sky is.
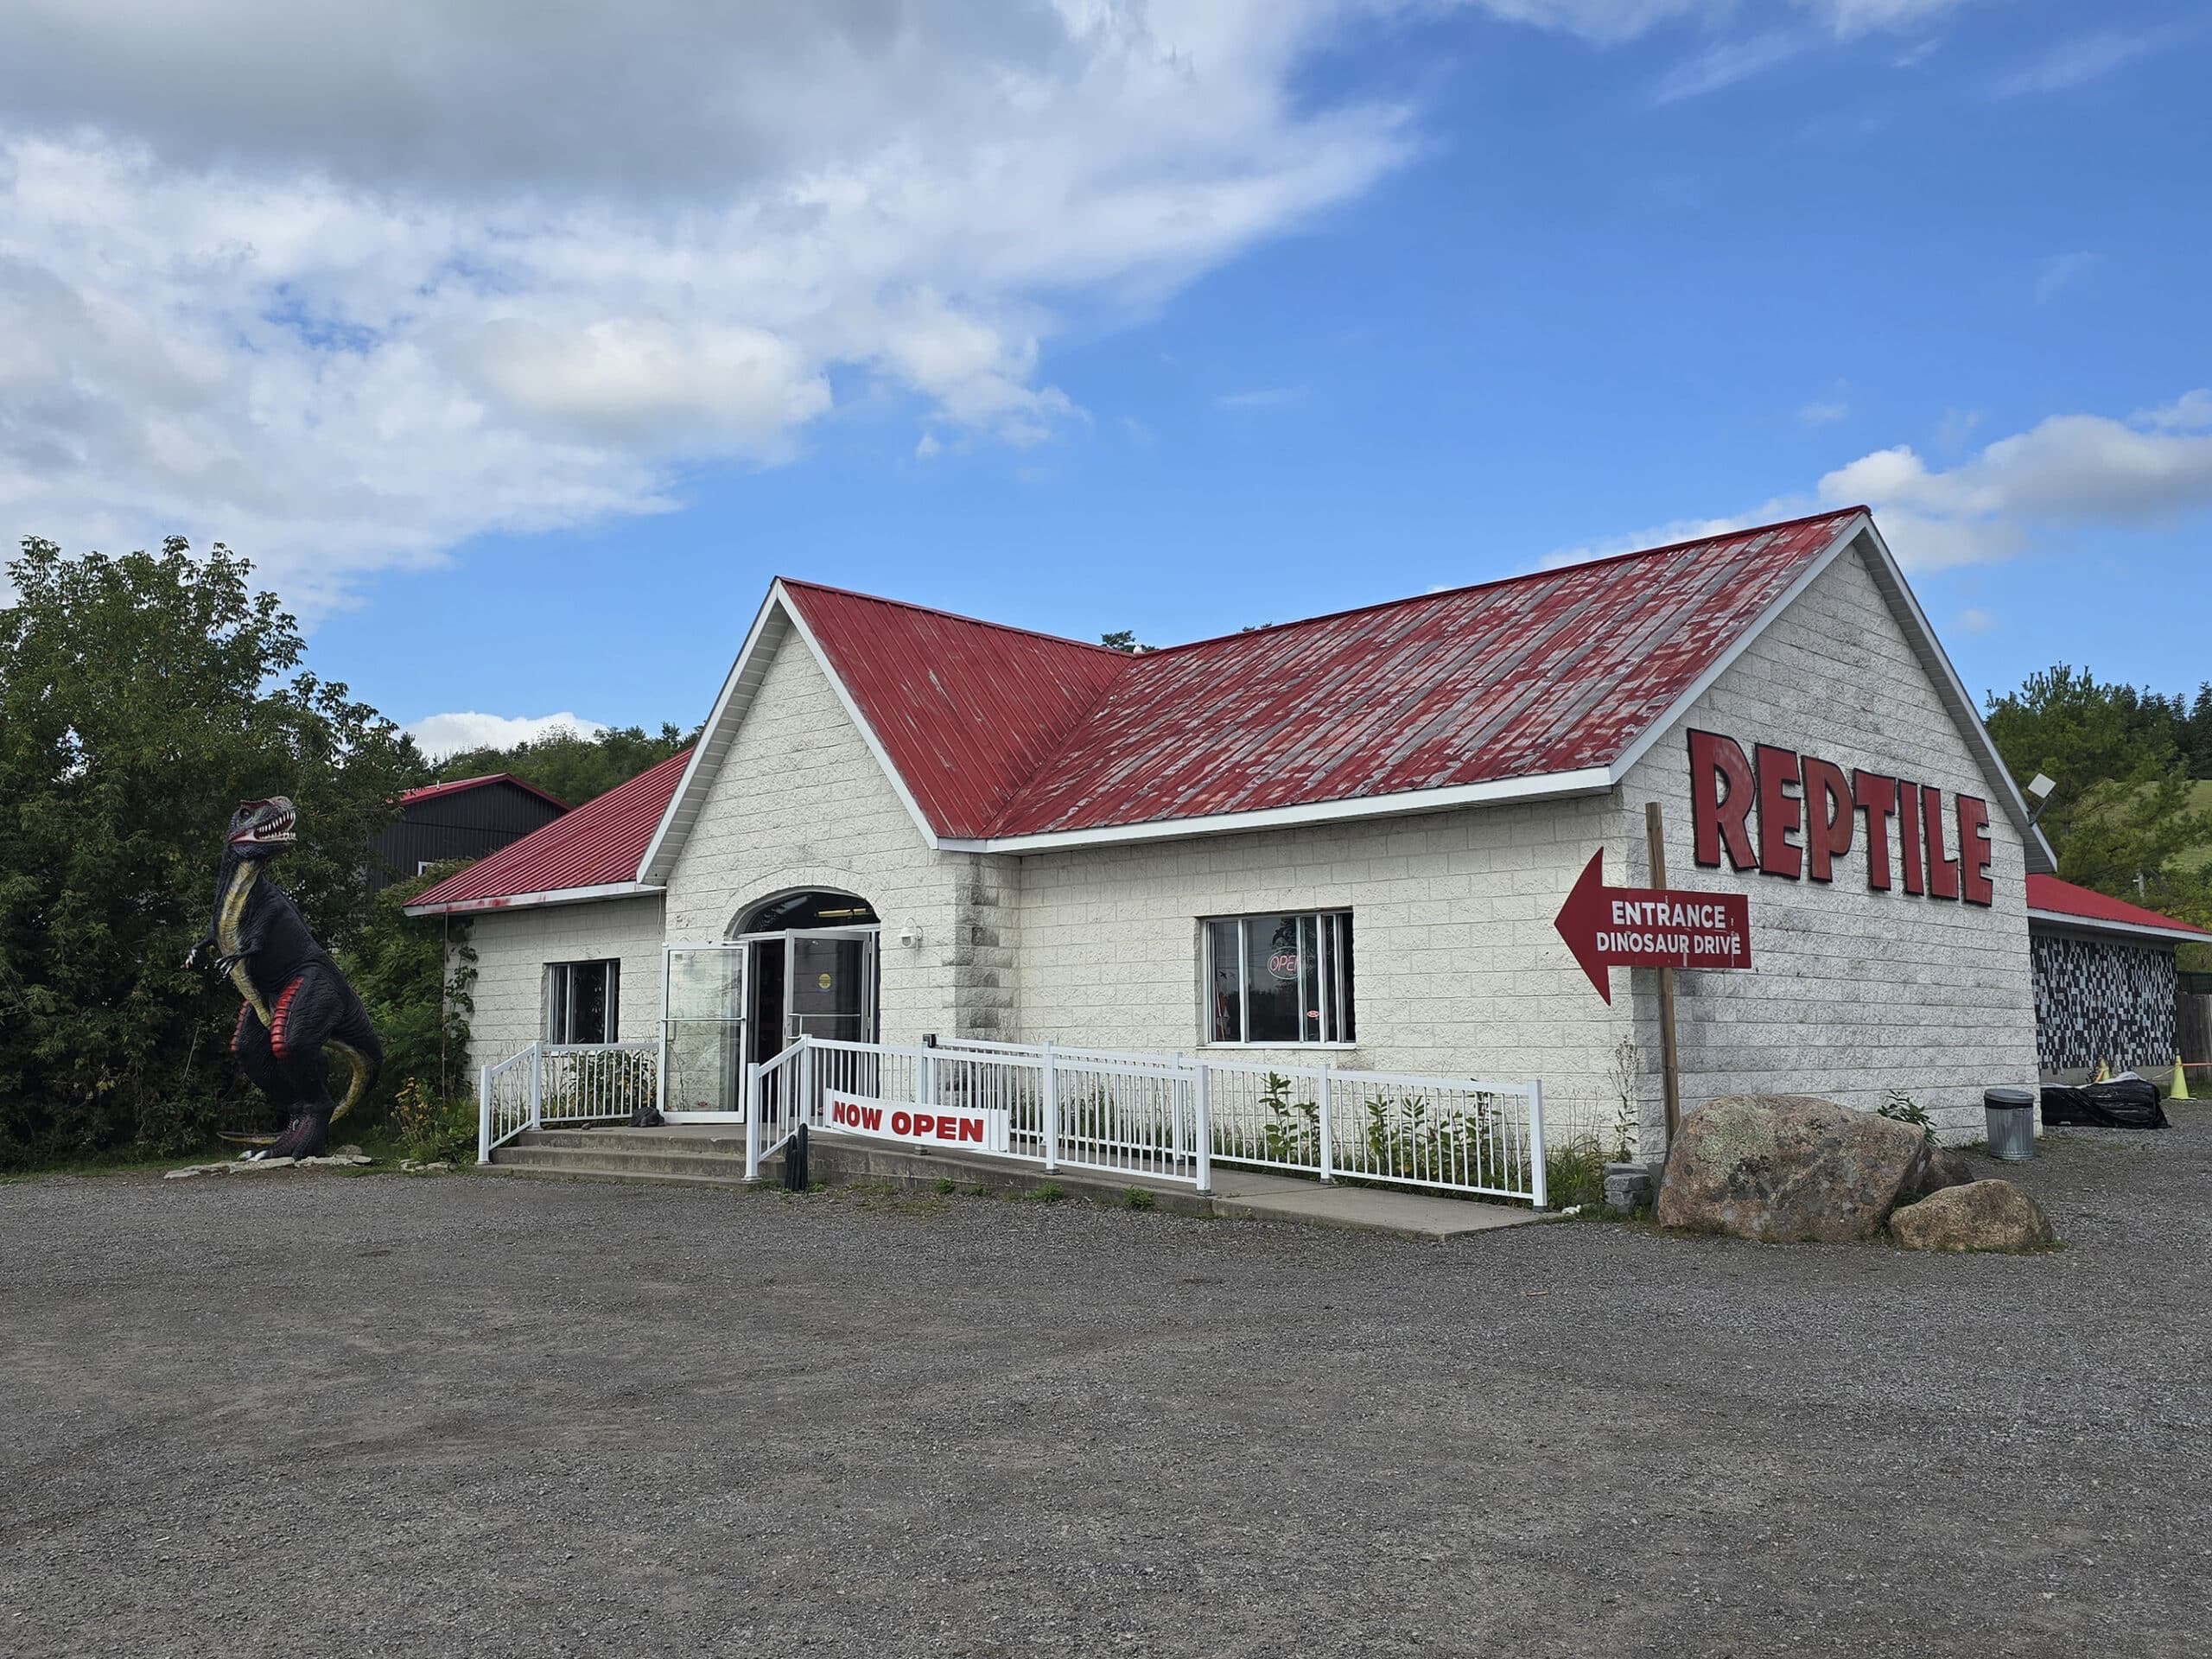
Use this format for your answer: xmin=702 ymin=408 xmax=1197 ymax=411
xmin=3 ymin=1 xmax=2206 ymax=753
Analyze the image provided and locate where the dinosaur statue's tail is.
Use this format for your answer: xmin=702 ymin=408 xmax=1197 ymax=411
xmin=327 ymin=1004 xmax=384 ymax=1128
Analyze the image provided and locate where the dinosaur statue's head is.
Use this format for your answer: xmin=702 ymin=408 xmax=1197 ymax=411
xmin=226 ymin=797 xmax=298 ymax=860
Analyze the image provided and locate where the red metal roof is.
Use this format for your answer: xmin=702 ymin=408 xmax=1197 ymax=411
xmin=782 ymin=581 xmax=1130 ymax=839
xmin=2027 ymin=874 xmax=2209 ymax=939
xmin=405 ymin=749 xmax=690 ymax=913
xmin=399 ymin=772 xmax=570 ymax=812
xmin=782 ymin=510 xmax=1866 ymax=840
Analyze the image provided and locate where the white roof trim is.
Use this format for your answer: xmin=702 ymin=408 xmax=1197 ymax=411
xmin=1853 ymin=518 xmax=2058 ymax=874
xmin=776 ymin=586 xmax=949 ymax=853
xmin=404 ymin=880 xmax=663 ymax=918
xmin=2028 ymin=907 xmax=2209 ymax=946
xmin=973 ymin=767 xmax=1615 ymax=853
xmin=636 ymin=580 xmax=949 ymax=886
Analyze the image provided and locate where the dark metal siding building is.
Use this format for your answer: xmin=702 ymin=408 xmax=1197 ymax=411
xmin=371 ymin=775 xmax=569 ymax=892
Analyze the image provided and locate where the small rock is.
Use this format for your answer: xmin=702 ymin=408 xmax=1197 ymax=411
xmin=1891 ymin=1179 xmax=2056 ymax=1252
xmin=1603 ymin=1161 xmax=1657 ymax=1215
xmin=423 ymin=1160 xmax=451 ymax=1172
xmin=334 ymin=1144 xmax=365 ymax=1159
xmin=237 ymin=1156 xmax=296 ymax=1172
xmin=163 ymin=1167 xmax=201 ymax=1180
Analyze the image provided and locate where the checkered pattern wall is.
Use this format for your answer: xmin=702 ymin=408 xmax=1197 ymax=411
xmin=2031 ymin=932 xmax=2177 ymax=1071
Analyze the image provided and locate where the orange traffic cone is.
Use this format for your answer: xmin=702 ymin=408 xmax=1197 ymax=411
xmin=2174 ymin=1057 xmax=2191 ymax=1103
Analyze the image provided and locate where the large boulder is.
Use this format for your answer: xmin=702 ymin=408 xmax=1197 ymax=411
xmin=1890 ymin=1179 xmax=2056 ymax=1253
xmin=1656 ymin=1094 xmax=1930 ymax=1243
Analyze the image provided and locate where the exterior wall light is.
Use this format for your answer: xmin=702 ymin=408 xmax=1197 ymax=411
xmin=899 ymin=925 xmax=921 ymax=948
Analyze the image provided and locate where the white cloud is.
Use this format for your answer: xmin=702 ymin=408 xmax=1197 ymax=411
xmin=0 ymin=0 xmax=1985 ymax=615
xmin=1546 ymin=391 xmax=2212 ymax=575
xmin=1653 ymin=31 xmax=1808 ymax=103
xmin=1957 ymin=607 xmax=1995 ymax=634
xmin=1799 ymin=397 xmax=1850 ymax=425
xmin=1217 ymin=386 xmax=1306 ymax=410
xmin=407 ymin=711 xmax=607 ymax=760
xmin=2034 ymin=250 xmax=2098 ymax=304
xmin=0 ymin=2 xmax=1417 ymax=614
xmin=1993 ymin=30 xmax=2158 ymax=97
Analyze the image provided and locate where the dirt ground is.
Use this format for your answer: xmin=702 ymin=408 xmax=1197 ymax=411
xmin=3 ymin=1112 xmax=2209 ymax=1658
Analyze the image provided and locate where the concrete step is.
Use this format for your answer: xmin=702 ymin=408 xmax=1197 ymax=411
xmin=493 ymin=1143 xmax=753 ymax=1182
xmin=515 ymin=1127 xmax=751 ymax=1154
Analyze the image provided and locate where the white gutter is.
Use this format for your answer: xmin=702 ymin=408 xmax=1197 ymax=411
xmin=404 ymin=880 xmax=664 ymax=918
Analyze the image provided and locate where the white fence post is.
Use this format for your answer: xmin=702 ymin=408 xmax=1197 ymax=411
xmin=1528 ymin=1079 xmax=1548 ymax=1211
xmin=478 ymin=1065 xmax=493 ymax=1165
xmin=1041 ymin=1042 xmax=1060 ymax=1173
xmin=801 ymin=1035 xmax=815 ymax=1129
xmin=1170 ymin=1053 xmax=1187 ymax=1167
xmin=918 ymin=1043 xmax=936 ymax=1109
xmin=744 ymin=1060 xmax=763 ymax=1182
xmin=1317 ymin=1064 xmax=1335 ymax=1185
xmin=1193 ymin=1064 xmax=1213 ymax=1197
xmin=528 ymin=1043 xmax=543 ymax=1132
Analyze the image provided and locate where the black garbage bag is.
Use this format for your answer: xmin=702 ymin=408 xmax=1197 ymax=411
xmin=2040 ymin=1076 xmax=2170 ymax=1129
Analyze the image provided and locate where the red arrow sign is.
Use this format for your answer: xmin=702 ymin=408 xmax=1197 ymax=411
xmin=1554 ymin=849 xmax=1752 ymax=1003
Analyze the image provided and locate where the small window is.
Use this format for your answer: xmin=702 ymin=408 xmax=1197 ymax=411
xmin=548 ymin=960 xmax=620 ymax=1045
xmin=1204 ymin=912 xmax=1354 ymax=1046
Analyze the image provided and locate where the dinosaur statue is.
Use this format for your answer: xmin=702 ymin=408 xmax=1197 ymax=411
xmin=187 ymin=797 xmax=382 ymax=1160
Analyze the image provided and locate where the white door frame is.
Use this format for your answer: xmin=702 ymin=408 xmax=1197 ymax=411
xmin=658 ymin=927 xmax=880 ymax=1122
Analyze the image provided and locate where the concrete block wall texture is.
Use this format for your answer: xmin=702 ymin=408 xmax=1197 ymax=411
xmin=1617 ymin=541 xmax=2039 ymax=1144
xmin=658 ymin=626 xmax=978 ymax=1041
xmin=1004 ymin=792 xmax=1636 ymax=1144
xmin=464 ymin=895 xmax=665 ymax=1072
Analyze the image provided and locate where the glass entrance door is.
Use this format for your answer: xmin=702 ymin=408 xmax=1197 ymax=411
xmin=659 ymin=943 xmax=746 ymax=1119
xmin=785 ymin=930 xmax=875 ymax=1047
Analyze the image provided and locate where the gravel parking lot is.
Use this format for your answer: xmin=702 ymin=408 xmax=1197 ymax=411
xmin=5 ymin=1115 xmax=2209 ymax=1659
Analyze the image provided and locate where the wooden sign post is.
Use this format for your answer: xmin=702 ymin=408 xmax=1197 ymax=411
xmin=1645 ymin=801 xmax=1681 ymax=1145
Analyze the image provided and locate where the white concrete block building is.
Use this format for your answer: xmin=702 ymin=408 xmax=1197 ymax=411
xmin=410 ymin=509 xmax=2053 ymax=1147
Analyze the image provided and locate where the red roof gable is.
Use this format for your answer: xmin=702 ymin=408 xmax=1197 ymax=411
xmin=2027 ymin=874 xmax=2209 ymax=940
xmin=985 ymin=512 xmax=1862 ymax=837
xmin=405 ymin=749 xmax=690 ymax=914
xmin=761 ymin=511 xmax=1866 ymax=843
xmin=400 ymin=772 xmax=570 ymax=812
xmin=781 ymin=582 xmax=1128 ymax=839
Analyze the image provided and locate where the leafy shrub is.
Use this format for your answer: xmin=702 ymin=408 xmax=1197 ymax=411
xmin=391 ymin=1078 xmax=476 ymax=1164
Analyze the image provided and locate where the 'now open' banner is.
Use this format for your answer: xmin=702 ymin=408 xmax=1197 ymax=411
xmin=823 ymin=1091 xmax=1011 ymax=1154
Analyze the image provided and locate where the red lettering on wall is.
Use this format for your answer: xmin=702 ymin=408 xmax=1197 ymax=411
xmin=891 ymin=1109 xmax=912 ymax=1136
xmin=1802 ymin=758 xmax=1854 ymax=883
xmin=1851 ymin=772 xmax=1898 ymax=891
xmin=1688 ymin=730 xmax=1758 ymax=871
xmin=957 ymin=1117 xmax=983 ymax=1143
xmin=1923 ymin=785 xmax=1961 ymax=899
xmin=1897 ymin=781 xmax=1925 ymax=894
xmin=1754 ymin=744 xmax=1803 ymax=879
xmin=1957 ymin=795 xmax=1993 ymax=906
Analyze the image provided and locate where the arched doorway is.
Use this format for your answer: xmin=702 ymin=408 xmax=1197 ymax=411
xmin=733 ymin=890 xmax=880 ymax=1067
xmin=661 ymin=889 xmax=881 ymax=1121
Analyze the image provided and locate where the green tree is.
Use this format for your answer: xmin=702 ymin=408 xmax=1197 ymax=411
xmin=435 ymin=721 xmax=690 ymax=807
xmin=0 ymin=538 xmax=421 ymax=1167
xmin=338 ymin=863 xmax=476 ymax=1117
xmin=1985 ymin=664 xmax=2212 ymax=921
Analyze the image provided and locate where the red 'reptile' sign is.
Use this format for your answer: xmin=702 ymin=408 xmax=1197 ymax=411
xmin=1554 ymin=849 xmax=1752 ymax=1003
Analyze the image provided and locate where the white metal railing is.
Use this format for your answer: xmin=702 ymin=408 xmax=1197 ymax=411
xmin=479 ymin=1040 xmax=658 ymax=1161
xmin=480 ymin=1033 xmax=1551 ymax=1205
xmin=814 ymin=1035 xmax=1548 ymax=1205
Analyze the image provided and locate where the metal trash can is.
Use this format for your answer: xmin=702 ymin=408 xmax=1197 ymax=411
xmin=1984 ymin=1087 xmax=2036 ymax=1162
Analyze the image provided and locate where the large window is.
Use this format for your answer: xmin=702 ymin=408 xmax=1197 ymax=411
xmin=1205 ymin=912 xmax=1355 ymax=1046
xmin=548 ymin=960 xmax=620 ymax=1045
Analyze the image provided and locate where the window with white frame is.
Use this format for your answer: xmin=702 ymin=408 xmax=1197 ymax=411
xmin=548 ymin=960 xmax=620 ymax=1045
xmin=1204 ymin=912 xmax=1355 ymax=1045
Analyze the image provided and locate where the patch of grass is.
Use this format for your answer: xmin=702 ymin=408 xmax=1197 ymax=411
xmin=936 ymin=1177 xmax=957 ymax=1194
xmin=1122 ymin=1185 xmax=1155 ymax=1211
xmin=1032 ymin=1182 xmax=1066 ymax=1204
xmin=1543 ymin=1135 xmax=1608 ymax=1211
